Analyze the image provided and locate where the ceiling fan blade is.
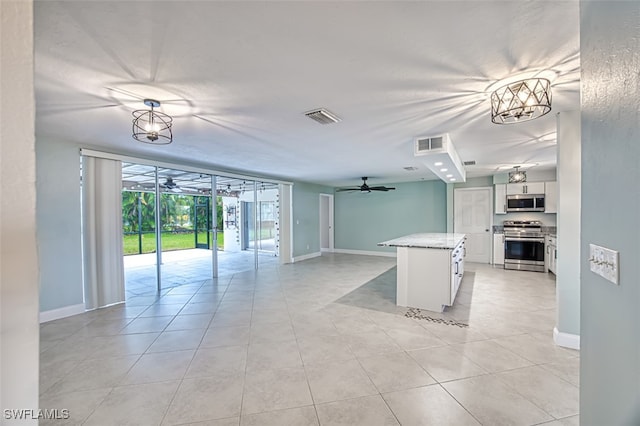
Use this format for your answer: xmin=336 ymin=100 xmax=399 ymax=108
xmin=369 ymin=186 xmax=396 ymax=191
xmin=336 ymin=187 xmax=360 ymax=192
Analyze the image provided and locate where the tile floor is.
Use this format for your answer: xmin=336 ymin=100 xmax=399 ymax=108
xmin=40 ymin=253 xmax=579 ymax=425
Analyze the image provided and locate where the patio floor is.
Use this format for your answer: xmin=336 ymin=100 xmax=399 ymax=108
xmin=124 ymin=248 xmax=279 ymax=298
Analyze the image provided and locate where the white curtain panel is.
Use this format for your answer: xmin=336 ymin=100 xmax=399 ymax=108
xmin=81 ymin=156 xmax=125 ymax=310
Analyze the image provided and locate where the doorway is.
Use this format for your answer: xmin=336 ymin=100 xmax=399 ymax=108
xmin=319 ymin=193 xmax=334 ymax=252
xmin=194 ymin=197 xmax=211 ymax=249
xmin=454 ymin=187 xmax=492 ymax=263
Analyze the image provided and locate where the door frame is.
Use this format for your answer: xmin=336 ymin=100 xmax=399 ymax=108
xmin=453 ymin=186 xmax=493 ymax=263
xmin=319 ymin=193 xmax=334 ymax=252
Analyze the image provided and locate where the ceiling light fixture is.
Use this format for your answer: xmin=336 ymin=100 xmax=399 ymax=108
xmin=509 ymin=166 xmax=527 ymax=183
xmin=132 ymin=99 xmax=173 ymax=144
xmin=491 ymin=78 xmax=552 ymax=124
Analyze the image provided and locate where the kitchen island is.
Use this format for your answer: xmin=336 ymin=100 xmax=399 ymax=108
xmin=378 ymin=233 xmax=466 ymax=313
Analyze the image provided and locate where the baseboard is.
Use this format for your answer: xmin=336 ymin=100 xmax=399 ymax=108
xmin=292 ymin=252 xmax=322 ymax=263
xmin=40 ymin=303 xmax=85 ymax=323
xmin=320 ymin=248 xmax=333 ymax=253
xmin=332 ymin=249 xmax=397 ymax=258
xmin=553 ymin=327 xmax=580 ymax=350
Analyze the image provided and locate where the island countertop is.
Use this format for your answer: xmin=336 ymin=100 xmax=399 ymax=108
xmin=378 ymin=233 xmax=466 ymax=250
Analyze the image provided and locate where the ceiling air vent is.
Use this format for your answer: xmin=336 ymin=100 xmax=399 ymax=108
xmin=463 ymin=160 xmax=476 ymax=166
xmin=414 ymin=133 xmax=466 ymax=183
xmin=304 ymin=108 xmax=341 ymax=125
xmin=415 ymin=135 xmax=444 ymax=154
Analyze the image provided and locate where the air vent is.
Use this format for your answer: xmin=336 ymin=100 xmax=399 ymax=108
xmin=304 ymin=108 xmax=341 ymax=125
xmin=403 ymin=166 xmax=418 ymax=171
xmin=463 ymin=160 xmax=476 ymax=166
xmin=415 ymin=135 xmax=444 ymax=154
xmin=413 ymin=133 xmax=466 ymax=183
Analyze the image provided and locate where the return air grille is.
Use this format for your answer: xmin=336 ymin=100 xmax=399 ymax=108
xmin=415 ymin=136 xmax=444 ymax=153
xmin=304 ymin=108 xmax=341 ymax=124
xmin=463 ymin=160 xmax=476 ymax=166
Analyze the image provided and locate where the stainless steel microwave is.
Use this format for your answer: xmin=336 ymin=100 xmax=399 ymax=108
xmin=506 ymin=194 xmax=545 ymax=212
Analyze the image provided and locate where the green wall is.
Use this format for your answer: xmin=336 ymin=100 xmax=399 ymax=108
xmin=291 ymin=181 xmax=333 ymax=258
xmin=37 ymin=139 xmax=85 ymax=312
xmin=335 ymin=180 xmax=447 ymax=253
xmin=580 ymin=2 xmax=640 ymax=423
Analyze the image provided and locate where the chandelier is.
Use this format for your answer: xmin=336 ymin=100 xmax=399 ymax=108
xmin=132 ymin=99 xmax=173 ymax=144
xmin=509 ymin=166 xmax=527 ymax=183
xmin=491 ymin=78 xmax=552 ymax=124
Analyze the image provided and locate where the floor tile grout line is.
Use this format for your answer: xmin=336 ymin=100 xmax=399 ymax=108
xmin=438 ymin=382 xmax=486 ymax=426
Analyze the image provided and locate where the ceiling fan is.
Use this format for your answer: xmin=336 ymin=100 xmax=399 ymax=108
xmin=160 ymin=177 xmax=182 ymax=192
xmin=336 ymin=177 xmax=396 ymax=193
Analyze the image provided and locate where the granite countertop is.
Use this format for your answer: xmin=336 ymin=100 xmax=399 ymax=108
xmin=378 ymin=233 xmax=466 ymax=250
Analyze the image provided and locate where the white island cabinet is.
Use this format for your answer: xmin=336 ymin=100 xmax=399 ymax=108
xmin=378 ymin=233 xmax=466 ymax=313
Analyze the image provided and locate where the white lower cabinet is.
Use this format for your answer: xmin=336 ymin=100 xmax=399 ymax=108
xmin=493 ymin=233 xmax=504 ymax=265
xmin=546 ymin=235 xmax=557 ymax=274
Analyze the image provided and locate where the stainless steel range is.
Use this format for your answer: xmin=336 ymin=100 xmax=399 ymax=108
xmin=503 ymin=220 xmax=545 ymax=272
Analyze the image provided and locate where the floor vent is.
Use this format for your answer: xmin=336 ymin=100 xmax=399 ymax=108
xmin=304 ymin=108 xmax=341 ymax=124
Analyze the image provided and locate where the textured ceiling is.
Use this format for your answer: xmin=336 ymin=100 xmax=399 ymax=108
xmin=34 ymin=1 xmax=580 ymax=187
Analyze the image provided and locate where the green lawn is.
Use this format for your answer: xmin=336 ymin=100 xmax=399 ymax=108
xmin=123 ymin=232 xmax=224 ymax=255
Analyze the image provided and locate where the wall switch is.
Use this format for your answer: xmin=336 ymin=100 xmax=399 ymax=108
xmin=589 ymin=244 xmax=619 ymax=285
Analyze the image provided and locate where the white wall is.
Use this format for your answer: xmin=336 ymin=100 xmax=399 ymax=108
xmin=1 ymin=1 xmax=40 ymax=422
xmin=555 ymin=111 xmax=580 ymax=347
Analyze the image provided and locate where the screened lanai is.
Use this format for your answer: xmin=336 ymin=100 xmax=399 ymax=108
xmin=121 ymin=162 xmax=281 ymax=297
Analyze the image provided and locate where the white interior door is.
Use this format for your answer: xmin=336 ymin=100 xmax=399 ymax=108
xmin=319 ymin=194 xmax=334 ymax=251
xmin=454 ymin=187 xmax=492 ymax=263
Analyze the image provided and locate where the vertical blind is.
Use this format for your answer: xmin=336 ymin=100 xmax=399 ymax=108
xmin=81 ymin=156 xmax=125 ymax=309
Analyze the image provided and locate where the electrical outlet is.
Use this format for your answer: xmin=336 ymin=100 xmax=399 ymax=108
xmin=589 ymin=244 xmax=619 ymax=284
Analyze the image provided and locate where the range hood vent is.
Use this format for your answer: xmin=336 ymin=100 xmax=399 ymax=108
xmin=414 ymin=133 xmax=466 ymax=183
xmin=304 ymin=108 xmax=341 ymax=125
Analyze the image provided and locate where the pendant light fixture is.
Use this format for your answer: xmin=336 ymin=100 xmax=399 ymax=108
xmin=132 ymin=99 xmax=173 ymax=144
xmin=491 ymin=78 xmax=552 ymax=124
xmin=509 ymin=166 xmax=527 ymax=183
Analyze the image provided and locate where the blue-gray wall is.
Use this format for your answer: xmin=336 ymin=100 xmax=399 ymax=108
xmin=335 ymin=180 xmax=447 ymax=253
xmin=37 ymin=139 xmax=84 ymax=312
xmin=291 ymin=181 xmax=333 ymax=258
xmin=580 ymin=2 xmax=640 ymax=423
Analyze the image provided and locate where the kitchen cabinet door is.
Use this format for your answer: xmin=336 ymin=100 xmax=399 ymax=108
xmin=545 ymin=181 xmax=558 ymax=213
xmin=493 ymin=233 xmax=504 ymax=265
xmin=495 ymin=184 xmax=506 ymax=214
xmin=506 ymin=182 xmax=545 ymax=195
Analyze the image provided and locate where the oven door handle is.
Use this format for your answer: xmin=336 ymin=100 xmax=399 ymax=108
xmin=504 ymin=237 xmax=545 ymax=243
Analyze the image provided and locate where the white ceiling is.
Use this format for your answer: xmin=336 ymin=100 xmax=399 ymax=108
xmin=35 ymin=1 xmax=580 ymax=187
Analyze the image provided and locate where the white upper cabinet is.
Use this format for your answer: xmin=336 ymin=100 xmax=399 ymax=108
xmin=506 ymin=182 xmax=545 ymax=195
xmin=495 ymin=184 xmax=506 ymax=214
xmin=545 ymin=181 xmax=558 ymax=213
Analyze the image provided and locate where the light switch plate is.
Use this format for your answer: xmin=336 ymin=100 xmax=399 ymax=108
xmin=589 ymin=244 xmax=619 ymax=285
